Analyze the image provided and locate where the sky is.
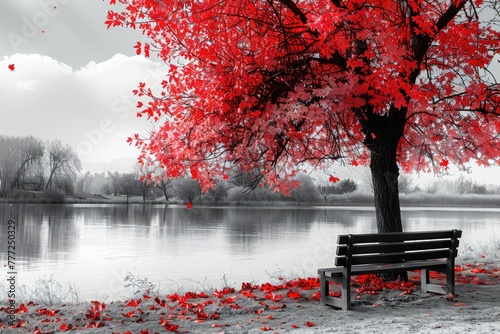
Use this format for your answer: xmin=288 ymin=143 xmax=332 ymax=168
xmin=0 ymin=0 xmax=499 ymax=183
xmin=0 ymin=0 xmax=165 ymax=171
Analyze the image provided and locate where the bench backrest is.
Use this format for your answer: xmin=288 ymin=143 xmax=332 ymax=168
xmin=335 ymin=229 xmax=462 ymax=267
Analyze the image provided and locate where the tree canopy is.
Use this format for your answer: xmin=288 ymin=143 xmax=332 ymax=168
xmin=107 ymin=0 xmax=500 ymax=232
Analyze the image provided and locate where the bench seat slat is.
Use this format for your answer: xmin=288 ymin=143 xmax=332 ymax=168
xmin=319 ymin=259 xmax=447 ymax=278
xmin=335 ymin=249 xmax=452 ymax=266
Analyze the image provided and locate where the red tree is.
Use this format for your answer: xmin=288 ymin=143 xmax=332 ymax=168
xmin=107 ymin=0 xmax=500 ymax=233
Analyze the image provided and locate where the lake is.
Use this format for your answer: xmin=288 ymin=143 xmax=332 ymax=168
xmin=1 ymin=203 xmax=499 ymax=301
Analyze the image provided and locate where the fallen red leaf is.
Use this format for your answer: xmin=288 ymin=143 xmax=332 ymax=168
xmin=211 ymin=323 xmax=229 ymax=327
xmin=470 ymin=268 xmax=492 ymax=274
xmin=15 ymin=304 xmax=28 ymax=314
xmin=122 ymin=311 xmax=135 ymax=318
xmin=11 ymin=320 xmax=25 ymax=328
xmin=127 ymin=299 xmax=142 ymax=307
xmin=287 ymin=290 xmax=301 ymax=299
xmin=59 ymin=323 xmax=73 ymax=331
xmin=36 ymin=308 xmax=59 ymax=316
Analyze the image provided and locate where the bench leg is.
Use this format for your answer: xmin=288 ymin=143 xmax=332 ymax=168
xmin=446 ymin=261 xmax=455 ymax=296
xmin=421 ymin=269 xmax=446 ymax=295
xmin=319 ymin=272 xmax=349 ymax=310
xmin=320 ymin=272 xmax=330 ymax=305
xmin=341 ymin=275 xmax=351 ymax=310
xmin=421 ymin=269 xmax=430 ymax=293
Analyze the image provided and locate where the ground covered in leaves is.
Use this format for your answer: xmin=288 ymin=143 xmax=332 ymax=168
xmin=1 ymin=262 xmax=499 ymax=333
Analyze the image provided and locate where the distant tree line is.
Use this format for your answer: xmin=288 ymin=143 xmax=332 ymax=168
xmin=0 ymin=135 xmax=81 ymax=200
xmin=2 ymin=135 xmax=494 ymax=204
xmin=76 ymin=168 xmax=360 ymax=205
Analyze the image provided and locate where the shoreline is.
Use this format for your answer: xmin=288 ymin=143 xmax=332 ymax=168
xmin=3 ymin=192 xmax=500 ymax=208
xmin=1 ymin=260 xmax=499 ymax=333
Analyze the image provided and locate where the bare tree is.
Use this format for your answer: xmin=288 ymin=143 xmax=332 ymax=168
xmin=206 ymin=181 xmax=229 ymax=205
xmin=45 ymin=140 xmax=82 ymax=190
xmin=146 ymin=165 xmax=176 ymax=202
xmin=291 ymin=174 xmax=320 ymax=203
xmin=156 ymin=178 xmax=175 ymax=202
xmin=132 ymin=165 xmax=155 ymax=204
xmin=107 ymin=171 xmax=121 ymax=196
xmin=174 ymin=177 xmax=202 ymax=203
xmin=118 ymin=172 xmax=139 ymax=205
xmin=0 ymin=135 xmax=44 ymax=192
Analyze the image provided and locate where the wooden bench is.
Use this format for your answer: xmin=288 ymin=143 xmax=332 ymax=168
xmin=317 ymin=229 xmax=462 ymax=310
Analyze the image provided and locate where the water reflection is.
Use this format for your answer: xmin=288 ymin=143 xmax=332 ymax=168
xmin=0 ymin=203 xmax=498 ymax=300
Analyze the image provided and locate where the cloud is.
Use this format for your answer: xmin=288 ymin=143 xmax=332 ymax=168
xmin=0 ymin=53 xmax=167 ymax=163
xmin=0 ymin=0 xmax=146 ymax=68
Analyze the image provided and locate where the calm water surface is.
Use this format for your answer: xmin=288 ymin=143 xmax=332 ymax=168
xmin=1 ymin=203 xmax=498 ymax=300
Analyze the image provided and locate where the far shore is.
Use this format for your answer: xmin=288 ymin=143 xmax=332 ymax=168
xmin=2 ymin=192 xmax=500 ymax=208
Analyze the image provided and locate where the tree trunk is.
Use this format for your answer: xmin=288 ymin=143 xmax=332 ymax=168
xmin=370 ymin=149 xmax=403 ymax=234
xmin=366 ymin=106 xmax=407 ymax=233
xmin=162 ymin=189 xmax=170 ymax=202
xmin=45 ymin=161 xmax=60 ymax=190
xmin=366 ymin=106 xmax=408 ymax=281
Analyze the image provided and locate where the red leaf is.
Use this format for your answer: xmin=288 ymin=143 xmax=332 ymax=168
xmin=15 ymin=304 xmax=28 ymax=314
xmin=164 ymin=323 xmax=179 ymax=332
xmin=304 ymin=321 xmax=315 ymax=327
xmin=186 ymin=201 xmax=193 ymax=209
xmin=12 ymin=320 xmax=25 ymax=328
xmin=470 ymin=268 xmax=491 ymax=274
xmin=59 ymin=323 xmax=73 ymax=331
xmin=122 ymin=311 xmax=135 ymax=318
xmin=36 ymin=308 xmax=59 ymax=316
xmin=134 ymin=41 xmax=142 ymax=55
xmin=8 ymin=64 xmax=15 ymax=71
xmin=329 ymin=175 xmax=340 ymax=183
xmin=287 ymin=290 xmax=301 ymax=299
xmin=127 ymin=298 xmax=142 ymax=307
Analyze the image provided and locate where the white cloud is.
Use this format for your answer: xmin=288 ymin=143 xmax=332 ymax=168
xmin=0 ymin=53 xmax=167 ymax=164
